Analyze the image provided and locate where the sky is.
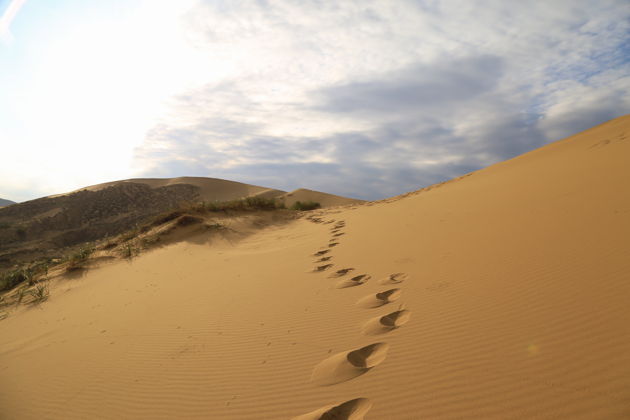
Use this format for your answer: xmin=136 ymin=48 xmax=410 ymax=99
xmin=1 ymin=0 xmax=628 ymax=202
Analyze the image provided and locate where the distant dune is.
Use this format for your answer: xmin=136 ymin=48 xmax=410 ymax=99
xmin=0 ymin=198 xmax=15 ymax=207
xmin=0 ymin=177 xmax=357 ymax=270
xmin=59 ymin=176 xmax=286 ymax=202
xmin=279 ymin=188 xmax=364 ymax=208
xmin=1 ymin=115 xmax=629 ymax=419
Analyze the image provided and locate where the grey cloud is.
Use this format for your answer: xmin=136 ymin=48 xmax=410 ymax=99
xmin=133 ymin=1 xmax=629 ymax=201
xmin=315 ymin=55 xmax=504 ymax=113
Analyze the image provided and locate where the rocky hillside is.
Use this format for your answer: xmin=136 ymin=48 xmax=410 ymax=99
xmin=0 ymin=182 xmax=200 ymax=269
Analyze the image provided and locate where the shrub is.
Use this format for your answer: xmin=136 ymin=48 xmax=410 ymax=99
xmin=66 ymin=246 xmax=94 ymax=271
xmin=0 ymin=268 xmax=31 ymax=292
xmin=30 ymin=282 xmax=50 ymax=304
xmin=290 ymin=201 xmax=321 ymax=211
xmin=195 ymin=197 xmax=284 ymax=213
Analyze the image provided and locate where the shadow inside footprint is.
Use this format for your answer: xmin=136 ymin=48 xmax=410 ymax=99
xmin=356 ymin=288 xmax=402 ymax=308
xmin=314 ymin=264 xmax=333 ymax=272
xmin=316 ymin=256 xmax=332 ymax=263
xmin=311 ymin=343 xmax=389 ymax=386
xmin=314 ymin=249 xmax=331 ymax=256
xmin=336 ymin=274 xmax=370 ymax=289
xmin=328 ymin=242 xmax=339 ymax=247
xmin=378 ymin=272 xmax=409 ymax=285
xmin=329 ymin=268 xmax=354 ymax=278
xmin=362 ymin=309 xmax=412 ymax=335
xmin=292 ymin=398 xmax=372 ymax=420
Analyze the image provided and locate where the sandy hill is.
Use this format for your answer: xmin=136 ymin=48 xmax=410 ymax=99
xmin=279 ymin=188 xmax=364 ymax=208
xmin=0 ymin=177 xmax=354 ymax=271
xmin=0 ymin=198 xmax=15 ymax=207
xmin=0 ymin=115 xmax=629 ymax=419
xmin=63 ymin=176 xmax=286 ymax=202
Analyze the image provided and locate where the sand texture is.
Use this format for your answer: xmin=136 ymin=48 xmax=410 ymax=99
xmin=1 ymin=115 xmax=629 ymax=418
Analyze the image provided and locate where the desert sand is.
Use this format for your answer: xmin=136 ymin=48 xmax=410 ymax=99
xmin=1 ymin=115 xmax=629 ymax=419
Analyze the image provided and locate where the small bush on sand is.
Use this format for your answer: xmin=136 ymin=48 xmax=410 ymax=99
xmin=201 ymin=197 xmax=283 ymax=212
xmin=120 ymin=242 xmax=139 ymax=259
xmin=30 ymin=282 xmax=50 ymax=304
xmin=0 ymin=267 xmax=33 ymax=292
xmin=290 ymin=201 xmax=321 ymax=211
xmin=66 ymin=246 xmax=94 ymax=272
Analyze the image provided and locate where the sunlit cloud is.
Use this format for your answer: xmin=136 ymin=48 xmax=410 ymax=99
xmin=133 ymin=0 xmax=630 ymax=200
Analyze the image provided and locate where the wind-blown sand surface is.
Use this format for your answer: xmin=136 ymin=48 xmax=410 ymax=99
xmin=1 ymin=115 xmax=629 ymax=419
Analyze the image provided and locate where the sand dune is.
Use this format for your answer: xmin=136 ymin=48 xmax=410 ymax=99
xmin=1 ymin=115 xmax=629 ymax=419
xmin=279 ymin=188 xmax=364 ymax=208
xmin=59 ymin=176 xmax=286 ymax=202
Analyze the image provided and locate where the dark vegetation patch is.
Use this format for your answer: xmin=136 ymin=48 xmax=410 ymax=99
xmin=290 ymin=201 xmax=321 ymax=211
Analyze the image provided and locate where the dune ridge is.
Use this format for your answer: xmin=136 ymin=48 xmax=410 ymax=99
xmin=0 ymin=115 xmax=629 ymax=418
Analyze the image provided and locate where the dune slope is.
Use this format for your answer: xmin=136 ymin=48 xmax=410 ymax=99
xmin=279 ymin=188 xmax=364 ymax=208
xmin=1 ymin=115 xmax=629 ymax=419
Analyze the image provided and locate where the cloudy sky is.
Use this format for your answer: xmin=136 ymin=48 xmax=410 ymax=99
xmin=1 ymin=0 xmax=628 ymax=202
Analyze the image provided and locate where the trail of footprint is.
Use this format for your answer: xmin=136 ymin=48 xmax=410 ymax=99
xmin=314 ymin=264 xmax=334 ymax=272
xmin=356 ymin=288 xmax=402 ymax=309
xmin=378 ymin=272 xmax=409 ymax=285
xmin=329 ymin=268 xmax=355 ymax=278
xmin=362 ymin=309 xmax=412 ymax=335
xmin=311 ymin=343 xmax=389 ymax=385
xmin=292 ymin=398 xmax=372 ymax=420
xmin=336 ymin=274 xmax=370 ymax=289
xmin=314 ymin=249 xmax=331 ymax=256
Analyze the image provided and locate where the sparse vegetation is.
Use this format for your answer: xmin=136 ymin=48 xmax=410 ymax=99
xmin=120 ymin=242 xmax=139 ymax=259
xmin=0 ymin=267 xmax=33 ymax=292
xmin=30 ymin=282 xmax=50 ymax=304
xmin=290 ymin=201 xmax=321 ymax=211
xmin=0 ymin=221 xmax=11 ymax=229
xmin=65 ymin=246 xmax=94 ymax=272
xmin=197 ymin=196 xmax=285 ymax=212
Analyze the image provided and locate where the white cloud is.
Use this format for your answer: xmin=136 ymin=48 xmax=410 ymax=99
xmin=131 ymin=0 xmax=629 ymax=199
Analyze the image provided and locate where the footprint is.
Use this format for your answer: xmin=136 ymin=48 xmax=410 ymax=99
xmin=332 ymin=232 xmax=345 ymax=237
xmin=292 ymin=398 xmax=372 ymax=420
xmin=379 ymin=272 xmax=409 ymax=285
xmin=311 ymin=343 xmax=389 ymax=385
xmin=336 ymin=274 xmax=370 ymax=289
xmin=314 ymin=249 xmax=331 ymax=256
xmin=329 ymin=242 xmax=339 ymax=248
xmin=329 ymin=268 xmax=354 ymax=278
xmin=316 ymin=256 xmax=332 ymax=262
xmin=356 ymin=289 xmax=402 ymax=309
xmin=362 ymin=309 xmax=412 ymax=335
xmin=314 ymin=264 xmax=333 ymax=272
